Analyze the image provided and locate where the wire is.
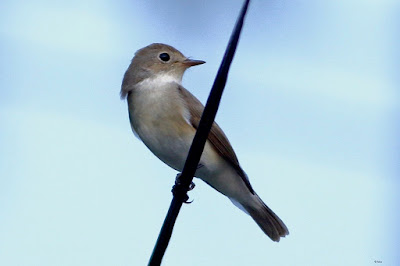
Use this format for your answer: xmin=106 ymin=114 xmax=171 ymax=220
xmin=148 ymin=1 xmax=251 ymax=265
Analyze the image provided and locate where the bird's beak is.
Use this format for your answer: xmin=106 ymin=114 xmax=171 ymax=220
xmin=182 ymin=58 xmax=206 ymax=67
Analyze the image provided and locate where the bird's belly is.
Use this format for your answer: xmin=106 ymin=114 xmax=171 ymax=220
xmin=137 ymin=120 xmax=223 ymax=177
xmin=140 ymin=126 xmax=193 ymax=171
xmin=132 ymin=108 xmax=248 ymax=200
xmin=127 ymin=89 xmax=223 ymax=177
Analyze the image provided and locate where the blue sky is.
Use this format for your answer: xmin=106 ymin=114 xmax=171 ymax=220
xmin=0 ymin=0 xmax=399 ymax=265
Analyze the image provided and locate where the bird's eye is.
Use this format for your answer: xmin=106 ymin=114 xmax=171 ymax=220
xmin=159 ymin=53 xmax=170 ymax=62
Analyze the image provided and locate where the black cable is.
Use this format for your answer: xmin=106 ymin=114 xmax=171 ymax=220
xmin=148 ymin=1 xmax=251 ymax=265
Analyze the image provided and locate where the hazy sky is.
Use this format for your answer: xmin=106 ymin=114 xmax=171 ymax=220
xmin=1 ymin=0 xmax=399 ymax=265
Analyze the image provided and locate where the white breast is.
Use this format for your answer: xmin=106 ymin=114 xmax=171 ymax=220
xmin=135 ymin=73 xmax=191 ymax=125
xmin=127 ymin=73 xmax=195 ymax=170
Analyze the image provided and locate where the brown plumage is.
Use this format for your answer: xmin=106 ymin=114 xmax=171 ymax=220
xmin=121 ymin=43 xmax=289 ymax=241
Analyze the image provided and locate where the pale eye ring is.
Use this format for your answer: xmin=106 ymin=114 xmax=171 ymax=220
xmin=159 ymin=53 xmax=170 ymax=62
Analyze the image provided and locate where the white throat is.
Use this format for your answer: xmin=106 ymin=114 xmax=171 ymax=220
xmin=137 ymin=72 xmax=182 ymax=90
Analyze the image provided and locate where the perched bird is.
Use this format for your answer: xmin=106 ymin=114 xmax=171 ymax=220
xmin=121 ymin=43 xmax=289 ymax=241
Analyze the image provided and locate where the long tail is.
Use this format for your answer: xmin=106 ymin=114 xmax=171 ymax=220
xmin=235 ymin=194 xmax=289 ymax=242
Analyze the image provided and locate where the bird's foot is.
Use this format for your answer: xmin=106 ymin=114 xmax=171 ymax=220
xmin=172 ymin=173 xmax=195 ymax=204
xmin=175 ymin=173 xmax=196 ymax=190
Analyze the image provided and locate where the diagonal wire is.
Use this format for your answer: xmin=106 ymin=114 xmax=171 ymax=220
xmin=148 ymin=0 xmax=251 ymax=265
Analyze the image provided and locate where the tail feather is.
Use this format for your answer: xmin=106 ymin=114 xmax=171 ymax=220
xmin=241 ymin=195 xmax=289 ymax=242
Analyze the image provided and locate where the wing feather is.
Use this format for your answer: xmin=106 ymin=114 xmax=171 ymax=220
xmin=178 ymin=85 xmax=254 ymax=194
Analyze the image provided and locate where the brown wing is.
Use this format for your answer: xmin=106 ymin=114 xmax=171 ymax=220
xmin=178 ymin=85 xmax=254 ymax=194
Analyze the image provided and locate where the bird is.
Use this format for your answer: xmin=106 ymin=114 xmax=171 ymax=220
xmin=120 ymin=43 xmax=289 ymax=241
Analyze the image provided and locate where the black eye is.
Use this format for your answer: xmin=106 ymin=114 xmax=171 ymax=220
xmin=159 ymin=53 xmax=170 ymax=62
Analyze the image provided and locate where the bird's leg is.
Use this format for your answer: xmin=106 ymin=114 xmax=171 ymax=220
xmin=172 ymin=173 xmax=192 ymax=204
xmin=175 ymin=163 xmax=204 ymax=191
xmin=174 ymin=173 xmax=196 ymax=191
xmin=172 ymin=164 xmax=202 ymax=203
